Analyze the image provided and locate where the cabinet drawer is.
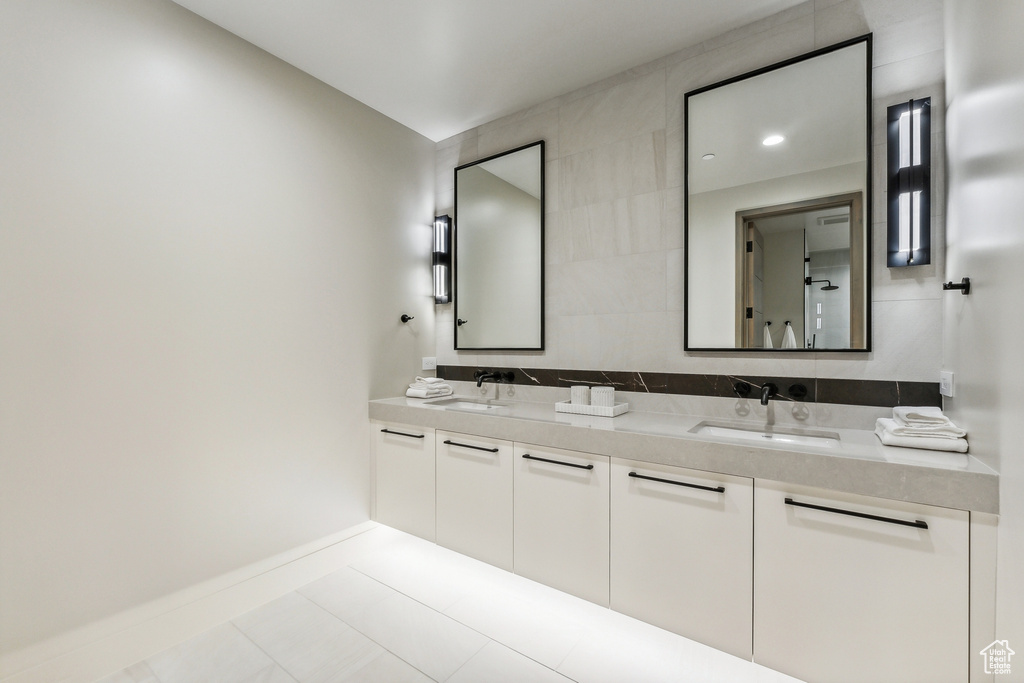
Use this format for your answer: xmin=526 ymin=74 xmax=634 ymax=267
xmin=436 ymin=431 xmax=514 ymax=571
xmin=372 ymin=421 xmax=435 ymax=541
xmin=610 ymin=458 xmax=753 ymax=659
xmin=754 ymin=480 xmax=969 ymax=683
xmin=513 ymin=443 xmax=609 ymax=606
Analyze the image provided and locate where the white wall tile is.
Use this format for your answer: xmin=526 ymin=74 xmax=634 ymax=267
xmin=434 ymin=0 xmax=947 ymax=387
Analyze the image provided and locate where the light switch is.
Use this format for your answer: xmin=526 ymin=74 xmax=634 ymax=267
xmin=939 ymin=370 xmax=954 ymax=397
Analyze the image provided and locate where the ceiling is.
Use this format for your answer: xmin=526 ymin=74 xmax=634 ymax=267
xmin=170 ymin=0 xmax=805 ymax=142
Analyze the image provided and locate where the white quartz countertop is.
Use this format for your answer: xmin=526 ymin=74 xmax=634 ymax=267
xmin=369 ymin=396 xmax=999 ymax=514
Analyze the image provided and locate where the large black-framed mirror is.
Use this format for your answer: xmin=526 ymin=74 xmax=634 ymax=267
xmin=454 ymin=140 xmax=544 ymax=350
xmin=684 ymin=35 xmax=872 ymax=352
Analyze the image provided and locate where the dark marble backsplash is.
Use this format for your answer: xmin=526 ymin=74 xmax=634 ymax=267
xmin=437 ymin=365 xmax=941 ymax=408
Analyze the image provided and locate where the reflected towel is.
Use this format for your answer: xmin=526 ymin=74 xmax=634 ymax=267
xmin=763 ymin=324 xmax=774 ymax=348
xmin=875 ymin=418 xmax=968 ymax=452
xmin=782 ymin=323 xmax=798 ymax=349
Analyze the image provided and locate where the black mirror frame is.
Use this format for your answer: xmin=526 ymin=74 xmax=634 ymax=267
xmin=683 ymin=34 xmax=873 ymax=353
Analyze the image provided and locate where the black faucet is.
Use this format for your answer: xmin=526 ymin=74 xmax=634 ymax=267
xmin=474 ymin=370 xmax=514 ymax=387
xmin=760 ymin=383 xmax=778 ymax=406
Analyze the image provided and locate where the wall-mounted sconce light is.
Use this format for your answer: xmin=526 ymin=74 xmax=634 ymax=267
xmin=433 ymin=214 xmax=451 ymax=304
xmin=887 ymin=97 xmax=931 ymax=267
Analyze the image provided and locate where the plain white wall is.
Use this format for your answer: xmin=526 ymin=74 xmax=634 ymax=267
xmin=0 ymin=0 xmax=435 ymax=653
xmin=944 ymin=0 xmax=1024 ymax=662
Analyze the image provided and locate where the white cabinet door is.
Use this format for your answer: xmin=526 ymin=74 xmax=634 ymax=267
xmin=610 ymin=458 xmax=753 ymax=660
xmin=372 ymin=421 xmax=435 ymax=541
xmin=754 ymin=480 xmax=969 ymax=683
xmin=513 ymin=443 xmax=609 ymax=606
xmin=436 ymin=430 xmax=514 ymax=571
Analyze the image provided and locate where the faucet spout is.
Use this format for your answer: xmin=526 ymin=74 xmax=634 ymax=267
xmin=760 ymin=383 xmax=778 ymax=406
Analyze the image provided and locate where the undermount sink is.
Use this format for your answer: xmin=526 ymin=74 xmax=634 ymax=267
xmin=690 ymin=421 xmax=840 ymax=448
xmin=424 ymin=397 xmax=509 ymax=412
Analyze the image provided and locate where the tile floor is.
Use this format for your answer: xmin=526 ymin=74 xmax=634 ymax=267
xmin=96 ymin=525 xmax=801 ymax=683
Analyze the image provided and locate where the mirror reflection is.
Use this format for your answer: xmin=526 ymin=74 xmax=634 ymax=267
xmin=685 ymin=37 xmax=871 ymax=351
xmin=455 ymin=141 xmax=544 ymax=350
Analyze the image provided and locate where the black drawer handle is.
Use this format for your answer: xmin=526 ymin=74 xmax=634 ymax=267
xmin=785 ymin=497 xmax=928 ymax=529
xmin=380 ymin=428 xmax=425 ymax=439
xmin=628 ymin=471 xmax=724 ymax=493
xmin=443 ymin=439 xmax=499 ymax=453
xmin=521 ymin=453 xmax=594 ymax=470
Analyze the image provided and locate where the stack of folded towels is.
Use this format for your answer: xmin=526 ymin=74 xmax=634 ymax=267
xmin=875 ymin=406 xmax=968 ymax=453
xmin=406 ymin=376 xmax=453 ymax=399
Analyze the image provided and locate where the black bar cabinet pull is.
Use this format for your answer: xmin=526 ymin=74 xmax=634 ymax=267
xmin=784 ymin=497 xmax=928 ymax=529
xmin=380 ymin=428 xmax=425 ymax=439
xmin=443 ymin=439 xmax=499 ymax=453
xmin=521 ymin=453 xmax=594 ymax=470
xmin=628 ymin=471 xmax=724 ymax=493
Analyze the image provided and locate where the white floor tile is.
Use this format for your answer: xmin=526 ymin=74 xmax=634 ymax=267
xmin=94 ymin=661 xmax=160 ymax=683
xmin=232 ymin=592 xmax=383 ymax=683
xmin=297 ymin=566 xmax=397 ymax=623
xmin=239 ymin=665 xmax=299 ymax=683
xmin=340 ymin=592 xmax=489 ymax=682
xmin=446 ymin=641 xmax=572 ymax=683
xmin=145 ymin=623 xmax=274 ymax=683
xmin=338 ymin=651 xmax=432 ymax=683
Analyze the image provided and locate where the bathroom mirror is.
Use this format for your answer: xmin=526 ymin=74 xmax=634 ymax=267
xmin=454 ymin=141 xmax=544 ymax=350
xmin=684 ymin=36 xmax=871 ymax=351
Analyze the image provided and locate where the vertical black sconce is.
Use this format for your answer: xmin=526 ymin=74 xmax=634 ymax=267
xmin=886 ymin=98 xmax=931 ymax=267
xmin=433 ymin=214 xmax=451 ymax=304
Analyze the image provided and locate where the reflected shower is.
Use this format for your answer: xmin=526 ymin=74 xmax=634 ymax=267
xmin=805 ymin=277 xmax=839 ymax=291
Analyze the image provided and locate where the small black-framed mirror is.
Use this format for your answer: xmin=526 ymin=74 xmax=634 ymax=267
xmin=454 ymin=140 xmax=545 ymax=350
xmin=684 ymin=35 xmax=872 ymax=352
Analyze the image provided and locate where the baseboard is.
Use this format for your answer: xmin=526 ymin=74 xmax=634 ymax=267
xmin=0 ymin=520 xmax=379 ymax=683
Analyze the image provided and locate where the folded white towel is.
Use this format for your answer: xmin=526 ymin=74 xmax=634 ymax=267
xmin=406 ymin=386 xmax=453 ymax=398
xmin=414 ymin=376 xmax=446 ymax=385
xmin=875 ymin=418 xmax=968 ymax=453
xmin=893 ymin=406 xmax=951 ymax=426
xmin=879 ymin=416 xmax=966 ymax=439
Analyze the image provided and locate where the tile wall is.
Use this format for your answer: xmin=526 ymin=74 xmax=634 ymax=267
xmin=434 ymin=0 xmax=946 ymax=396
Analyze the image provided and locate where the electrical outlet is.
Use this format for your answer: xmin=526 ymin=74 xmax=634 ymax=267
xmin=422 ymin=356 xmax=437 ymax=371
xmin=939 ymin=370 xmax=955 ymax=398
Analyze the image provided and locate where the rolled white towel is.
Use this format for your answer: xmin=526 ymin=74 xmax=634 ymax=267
xmin=879 ymin=416 xmax=965 ymax=439
xmin=406 ymin=386 xmax=453 ymax=398
xmin=875 ymin=418 xmax=968 ymax=453
xmin=782 ymin=322 xmax=798 ymax=349
xmin=893 ymin=406 xmax=952 ymax=426
xmin=763 ymin=324 xmax=774 ymax=349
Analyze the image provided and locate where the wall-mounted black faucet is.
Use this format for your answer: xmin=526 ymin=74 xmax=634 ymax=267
xmin=474 ymin=370 xmax=515 ymax=387
xmin=760 ymin=383 xmax=778 ymax=406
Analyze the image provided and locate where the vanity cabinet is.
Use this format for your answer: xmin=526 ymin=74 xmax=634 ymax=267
xmin=513 ymin=443 xmax=610 ymax=606
xmin=372 ymin=421 xmax=435 ymax=542
xmin=435 ymin=430 xmax=514 ymax=571
xmin=753 ymin=480 xmax=969 ymax=683
xmin=610 ymin=458 xmax=753 ymax=660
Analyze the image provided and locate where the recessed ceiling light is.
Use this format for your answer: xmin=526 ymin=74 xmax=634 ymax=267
xmin=701 ymin=153 xmax=715 ymax=160
xmin=762 ymin=134 xmax=785 ymax=146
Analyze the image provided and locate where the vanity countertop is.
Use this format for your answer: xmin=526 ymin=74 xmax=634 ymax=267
xmin=369 ymin=396 xmax=999 ymax=514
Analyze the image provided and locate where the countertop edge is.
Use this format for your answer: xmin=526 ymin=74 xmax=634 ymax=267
xmin=368 ymin=399 xmax=999 ymax=515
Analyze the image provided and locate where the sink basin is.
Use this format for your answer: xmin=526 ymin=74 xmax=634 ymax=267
xmin=424 ymin=397 xmax=509 ymax=412
xmin=690 ymin=421 xmax=840 ymax=448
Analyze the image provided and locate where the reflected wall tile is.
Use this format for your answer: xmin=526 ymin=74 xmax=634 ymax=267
xmin=559 ymin=70 xmax=666 ymax=157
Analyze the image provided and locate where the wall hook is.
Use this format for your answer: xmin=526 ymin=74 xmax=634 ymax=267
xmin=942 ymin=277 xmax=971 ymax=295
xmin=400 ymin=314 xmax=415 ymax=323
